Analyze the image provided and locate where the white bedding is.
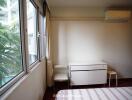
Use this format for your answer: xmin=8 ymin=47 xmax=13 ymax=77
xmin=56 ymin=87 xmax=132 ymax=100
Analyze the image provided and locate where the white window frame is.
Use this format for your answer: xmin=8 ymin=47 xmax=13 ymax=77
xmin=39 ymin=13 xmax=46 ymax=60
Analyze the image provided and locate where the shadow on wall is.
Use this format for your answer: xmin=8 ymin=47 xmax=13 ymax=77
xmin=52 ymin=21 xmax=68 ymax=65
xmin=103 ymin=21 xmax=132 ymax=78
xmin=107 ymin=64 xmax=122 ymax=78
xmin=52 ymin=21 xmax=59 ymax=64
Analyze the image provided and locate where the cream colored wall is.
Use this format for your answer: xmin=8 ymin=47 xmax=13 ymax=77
xmin=103 ymin=21 xmax=132 ymax=78
xmin=2 ymin=59 xmax=46 ymax=100
xmin=51 ymin=8 xmax=132 ymax=78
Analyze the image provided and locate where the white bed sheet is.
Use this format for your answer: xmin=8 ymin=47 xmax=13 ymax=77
xmin=56 ymin=87 xmax=132 ymax=100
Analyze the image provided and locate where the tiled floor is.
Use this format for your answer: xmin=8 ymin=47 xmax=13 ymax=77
xmin=43 ymin=79 xmax=132 ymax=100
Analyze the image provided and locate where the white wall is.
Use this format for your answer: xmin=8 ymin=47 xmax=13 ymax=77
xmin=1 ymin=59 xmax=46 ymax=100
xmin=51 ymin=8 xmax=132 ymax=78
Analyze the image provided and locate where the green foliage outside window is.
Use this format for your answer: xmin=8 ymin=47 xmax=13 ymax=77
xmin=0 ymin=0 xmax=22 ymax=87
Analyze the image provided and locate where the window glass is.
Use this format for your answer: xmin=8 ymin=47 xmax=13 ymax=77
xmin=26 ymin=0 xmax=38 ymax=65
xmin=39 ymin=14 xmax=46 ymax=58
xmin=0 ymin=0 xmax=23 ymax=87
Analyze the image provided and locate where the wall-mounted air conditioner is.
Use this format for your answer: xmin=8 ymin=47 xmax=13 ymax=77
xmin=105 ymin=10 xmax=131 ymax=22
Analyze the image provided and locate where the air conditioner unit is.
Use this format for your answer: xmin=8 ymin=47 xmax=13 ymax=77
xmin=105 ymin=10 xmax=131 ymax=22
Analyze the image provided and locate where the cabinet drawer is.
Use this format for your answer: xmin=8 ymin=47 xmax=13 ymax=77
xmin=70 ymin=70 xmax=107 ymax=85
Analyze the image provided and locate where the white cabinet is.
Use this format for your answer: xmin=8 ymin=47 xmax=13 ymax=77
xmin=69 ymin=62 xmax=107 ymax=85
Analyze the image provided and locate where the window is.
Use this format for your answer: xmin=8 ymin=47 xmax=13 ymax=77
xmin=26 ymin=0 xmax=38 ymax=65
xmin=0 ymin=0 xmax=23 ymax=88
xmin=0 ymin=0 xmax=46 ymax=95
xmin=39 ymin=14 xmax=46 ymax=58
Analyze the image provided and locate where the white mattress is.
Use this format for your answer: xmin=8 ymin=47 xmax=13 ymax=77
xmin=56 ymin=87 xmax=132 ymax=100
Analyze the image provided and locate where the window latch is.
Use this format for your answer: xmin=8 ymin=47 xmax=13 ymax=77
xmin=37 ymin=32 xmax=40 ymax=37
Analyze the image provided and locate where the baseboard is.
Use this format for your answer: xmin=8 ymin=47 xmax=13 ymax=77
xmin=108 ymin=78 xmax=132 ymax=81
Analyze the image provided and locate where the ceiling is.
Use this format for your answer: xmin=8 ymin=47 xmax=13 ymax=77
xmin=46 ymin=0 xmax=132 ymax=8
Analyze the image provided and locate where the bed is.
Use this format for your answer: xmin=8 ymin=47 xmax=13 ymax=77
xmin=56 ymin=87 xmax=132 ymax=100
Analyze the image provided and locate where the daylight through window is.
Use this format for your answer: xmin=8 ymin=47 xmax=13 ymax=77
xmin=0 ymin=0 xmax=23 ymax=87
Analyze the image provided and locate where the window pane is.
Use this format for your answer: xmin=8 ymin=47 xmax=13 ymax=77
xmin=0 ymin=0 xmax=23 ymax=87
xmin=39 ymin=14 xmax=46 ymax=58
xmin=27 ymin=0 xmax=38 ymax=65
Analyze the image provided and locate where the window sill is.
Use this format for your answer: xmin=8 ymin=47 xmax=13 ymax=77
xmin=0 ymin=62 xmax=41 ymax=99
